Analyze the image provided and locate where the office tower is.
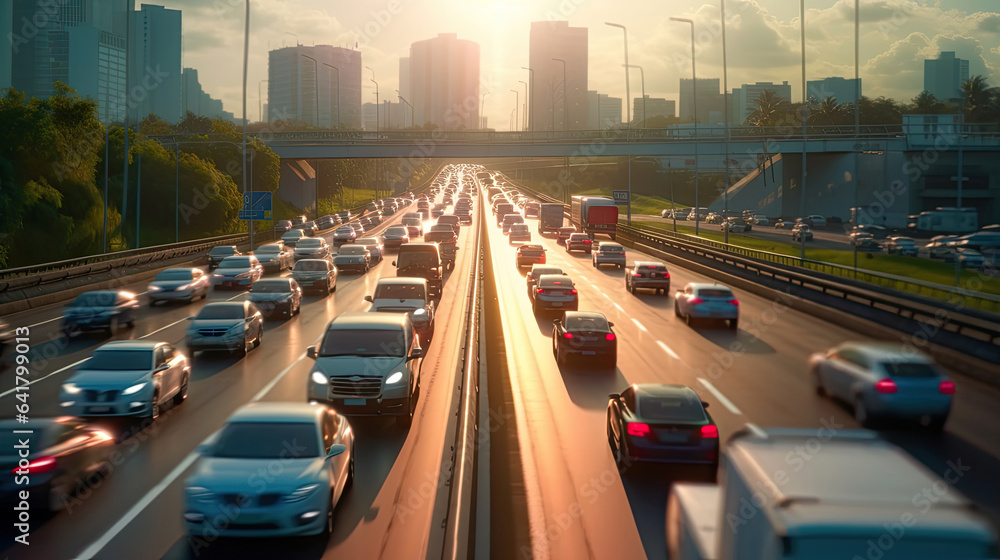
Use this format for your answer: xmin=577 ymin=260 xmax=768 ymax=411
xmin=587 ymin=90 xmax=622 ymax=129
xmin=633 ymin=96 xmax=675 ymax=123
xmin=679 ymin=77 xmax=723 ymax=123
xmin=268 ymin=45 xmax=362 ymax=128
xmin=408 ymin=33 xmax=480 ymax=130
xmin=181 ymin=67 xmax=234 ymax=122
xmin=731 ymin=81 xmax=792 ymax=125
xmin=806 ymin=77 xmax=861 ymax=105
xmin=528 ymin=20 xmax=588 ymax=131
xmin=924 ymin=51 xmax=969 ymax=101
xmin=132 ymin=4 xmax=182 ymax=123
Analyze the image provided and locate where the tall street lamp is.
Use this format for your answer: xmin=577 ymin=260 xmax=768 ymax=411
xmin=398 ymin=91 xmax=413 ymax=129
xmin=510 ymin=89 xmax=519 ymax=132
xmin=323 ymin=63 xmax=340 ymax=128
xmin=521 ymin=66 xmax=534 ymax=132
xmin=518 ymin=80 xmax=528 ymax=131
xmin=800 ymin=0 xmax=808 ymax=260
xmin=552 ymin=58 xmax=567 ymax=131
xmin=671 ymin=16 xmax=699 ymax=236
xmin=301 ymin=54 xmax=320 ymax=127
xmin=259 ymin=79 xmax=268 ymax=123
xmin=480 ymin=91 xmax=489 ymax=129
xmin=242 ymin=0 xmax=251 ymax=247
xmin=366 ymin=66 xmax=379 ymax=133
xmin=721 ymin=0 xmax=731 ymax=244
xmin=605 ymin=23 xmax=631 ymax=126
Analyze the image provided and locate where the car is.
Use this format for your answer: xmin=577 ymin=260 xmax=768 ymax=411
xmin=625 ymin=261 xmax=670 ymax=295
xmin=306 ymin=313 xmax=424 ymax=428
xmin=508 ymin=223 xmax=532 ymax=243
xmin=211 ymin=255 xmax=263 ymax=289
xmin=501 ymin=213 xmax=525 ymax=234
xmin=207 ymin=245 xmax=240 ymax=269
xmin=752 ymin=215 xmax=770 ymax=225
xmin=956 ymin=248 xmax=986 ymax=268
xmin=454 ymin=207 xmax=473 ymax=224
xmin=524 ymin=202 xmax=541 ymax=218
xmin=404 ymin=224 xmax=421 ymax=239
xmin=383 ymin=226 xmax=410 ymax=250
xmin=401 ymin=215 xmax=424 ymax=236
xmin=606 ymin=384 xmax=719 ymax=475
xmin=61 ymin=290 xmax=140 ymax=337
xmin=791 ymin=223 xmax=813 ymax=242
xmin=437 ymin=215 xmax=461 ymax=235
xmin=290 ymin=215 xmax=308 ymax=226
xmin=295 ymin=221 xmax=318 ymax=236
xmin=804 ymin=214 xmax=827 ymax=227
xmin=185 ymin=301 xmax=264 ymax=356
xmin=532 ymin=274 xmax=578 ymax=315
xmin=353 ymin=221 xmax=368 ymax=236
xmin=333 ymin=225 xmax=357 ymax=246
xmin=809 ymin=342 xmax=954 ymax=430
xmin=355 ymin=237 xmax=385 ymax=263
xmin=885 ymin=236 xmax=919 ymax=256
xmin=720 ymin=219 xmax=748 ymax=233
xmin=393 ymin=243 xmax=443 ymax=298
xmin=336 ymin=210 xmax=351 ymax=223
xmin=526 ymin=265 xmax=564 ymax=297
xmin=674 ymin=282 xmax=739 ymax=330
xmin=850 ymin=232 xmax=881 ymax=250
xmin=425 ymin=224 xmax=458 ymax=244
xmin=851 ymin=224 xmax=890 ymax=239
xmin=281 ymin=229 xmax=307 ymax=247
xmin=565 ymin=233 xmax=593 ymax=254
xmin=773 ymin=220 xmax=790 ymax=229
xmin=551 ymin=312 xmax=617 ymax=368
xmin=294 ymin=237 xmax=331 ymax=260
xmin=556 ymin=226 xmax=576 ymax=245
xmin=254 ymin=243 xmax=294 ymax=272
xmin=661 ymin=209 xmax=680 ymax=219
xmin=59 ymin=340 xmax=190 ymax=420
xmin=315 ymin=215 xmax=338 ymax=230
xmin=184 ymin=403 xmax=354 ymax=538
xmin=249 ymin=277 xmax=303 ymax=318
xmin=925 ymin=235 xmax=961 ymax=260
xmin=431 ymin=204 xmax=446 ymax=218
xmin=333 ymin=244 xmax=371 ymax=273
xmin=292 ymin=259 xmax=337 ymax=295
xmin=592 ymin=242 xmax=626 ymax=269
xmin=516 ymin=245 xmax=546 ymax=268
xmin=365 ymin=277 xmax=436 ymax=343
xmin=951 ymin=231 xmax=1000 ymax=252
xmin=148 ymin=268 xmax=210 ymax=305
xmin=0 ymin=418 xmax=115 ymax=512
xmin=274 ymin=220 xmax=293 ymax=233
xmin=704 ymin=213 xmax=722 ymax=225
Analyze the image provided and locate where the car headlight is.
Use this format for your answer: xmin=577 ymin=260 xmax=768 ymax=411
xmin=212 ymin=274 xmax=223 ymax=278
xmin=386 ymin=371 xmax=405 ymax=385
xmin=148 ymin=285 xmax=162 ymax=292
xmin=285 ymin=484 xmax=319 ymax=503
xmin=62 ymin=383 xmax=82 ymax=395
xmin=187 ymin=486 xmax=214 ymax=503
xmin=311 ymin=371 xmax=329 ymax=385
xmin=412 ymin=308 xmax=427 ymax=316
xmin=122 ymin=382 xmax=147 ymax=396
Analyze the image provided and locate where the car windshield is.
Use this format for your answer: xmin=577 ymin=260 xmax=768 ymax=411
xmin=565 ymin=315 xmax=609 ymax=332
xmin=375 ymin=283 xmax=425 ymax=300
xmin=569 ymin=234 xmax=587 ymax=240
xmin=882 ymin=361 xmax=939 ymax=378
xmin=638 ymin=396 xmax=708 ymax=422
xmin=209 ymin=247 xmax=235 ymax=256
xmin=540 ymin=278 xmax=573 ymax=288
xmin=155 ymin=269 xmax=193 ymax=281
xmin=256 ymin=245 xmax=280 ymax=254
xmin=338 ymin=245 xmax=367 ymax=255
xmin=196 ymin=305 xmax=244 ymax=320
xmin=386 ymin=228 xmax=408 ymax=236
xmin=213 ymin=422 xmax=319 ymax=459
xmin=601 ymin=245 xmax=624 ymax=252
xmin=336 ymin=226 xmax=354 ymax=233
xmin=283 ymin=231 xmax=303 ymax=238
xmin=252 ymin=281 xmax=291 ymax=293
xmin=397 ymin=251 xmax=438 ymax=269
xmin=294 ymin=260 xmax=328 ymax=272
xmin=319 ymin=329 xmax=407 ymax=357
xmin=298 ymin=239 xmax=322 ymax=248
xmin=218 ymin=257 xmax=252 ymax=268
xmin=81 ymin=350 xmax=153 ymax=370
xmin=71 ymin=293 xmax=116 ymax=307
xmin=697 ymin=289 xmax=732 ymax=298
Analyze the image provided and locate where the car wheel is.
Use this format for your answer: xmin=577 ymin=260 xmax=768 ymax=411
xmin=396 ymin=397 xmax=414 ymax=428
xmin=345 ymin=449 xmax=355 ymax=489
xmin=927 ymin=417 xmax=947 ymax=432
xmin=173 ymin=373 xmax=190 ymax=405
xmin=321 ymin=491 xmax=334 ymax=537
xmin=149 ymin=391 xmax=161 ymax=421
xmin=854 ymin=397 xmax=876 ymax=429
xmin=685 ymin=313 xmax=696 ymax=328
xmin=255 ymin=327 xmax=263 ymax=348
xmin=294 ymin=301 xmax=301 ymax=315
xmin=108 ymin=317 xmax=120 ymax=336
xmin=674 ymin=301 xmax=681 ymax=317
xmin=813 ymin=370 xmax=827 ymax=396
xmin=629 ymin=282 xmax=636 ymax=295
xmin=728 ymin=319 xmax=739 ymax=331
xmin=331 ymin=281 xmax=337 ymax=293
xmin=235 ymin=337 xmax=248 ymax=357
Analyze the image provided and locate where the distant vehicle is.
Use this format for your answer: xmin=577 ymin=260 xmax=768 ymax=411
xmin=273 ymin=220 xmax=292 ymax=233
xmin=207 ymin=245 xmax=240 ymax=269
xmin=333 ymin=244 xmax=371 ymax=273
xmin=625 ymin=261 xmax=670 ymax=295
xmin=884 ymin=236 xmax=919 ymax=256
xmin=292 ymin=259 xmax=337 ymax=295
xmin=791 ymin=223 xmax=813 ymax=242
xmin=951 ymin=231 xmax=1000 ymax=252
xmin=211 ymin=256 xmax=263 ymax=289
xmin=516 ymin=245 xmax=546 ymax=268
xmin=495 ymin=203 xmax=516 ymax=224
xmin=752 ymin=214 xmax=769 ymax=225
xmin=185 ymin=301 xmax=263 ymax=357
xmin=524 ymin=202 xmax=541 ymax=218
xmin=720 ymin=219 xmax=748 ymax=233
xmin=509 ymin=223 xmax=532 ymax=243
xmin=281 ymin=228 xmax=310 ymax=248
xmin=532 ymin=274 xmax=578 ymax=315
xmin=501 ymin=213 xmax=525 ymax=234
xmin=592 ymin=242 xmax=626 ymax=269
xmin=912 ymin=207 xmax=978 ymax=235
xmin=851 ymin=224 xmax=890 ymax=239
xmin=526 ymin=265 xmax=564 ymax=297
xmin=424 ymin=225 xmax=458 ymax=245
xmin=674 ymin=283 xmax=739 ymax=330
xmin=437 ymin=215 xmax=461 ymax=235
xmin=365 ymin=277 xmax=436 ymax=343
xmin=686 ymin=207 xmax=709 ymax=221
xmin=555 ymin=226 xmax=576 ymax=245
xmin=552 ymin=311 xmax=616 ymax=367
xmin=538 ymin=203 xmax=566 ymax=234
xmin=294 ymin=221 xmax=318 ymax=236
xmin=148 ymin=268 xmax=210 ymax=305
xmin=294 ymin=237 xmax=331 ymax=260
xmin=290 ymin=215 xmax=308 ymax=226
xmin=254 ymin=243 xmax=294 ymax=272
xmin=570 ymin=196 xmax=618 ymax=240
xmin=333 ymin=225 xmax=358 ymax=246
xmin=704 ymin=213 xmax=722 ymax=224
xmin=661 ymin=208 xmax=681 ymax=219
xmin=62 ymin=290 xmax=139 ymax=336
xmin=850 ymin=232 xmax=881 ymax=251
xmin=956 ymin=248 xmax=986 ymax=268
xmin=383 ymin=226 xmax=410 ymax=249
xmin=804 ymin=214 xmax=826 ymax=227
xmin=393 ymin=243 xmax=443 ymax=298
xmin=566 ymin=233 xmax=593 ymax=254
xmin=355 ymin=237 xmax=385 ymax=263
xmin=248 ymin=277 xmax=302 ymax=318
xmin=925 ymin=235 xmax=961 ymax=260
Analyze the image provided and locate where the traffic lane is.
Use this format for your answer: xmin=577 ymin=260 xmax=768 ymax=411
xmin=79 ymin=195 xmax=480 ymax=559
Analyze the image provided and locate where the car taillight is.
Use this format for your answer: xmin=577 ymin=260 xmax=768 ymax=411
xmin=688 ymin=297 xmax=704 ymax=305
xmin=570 ymin=289 xmax=578 ymax=295
xmin=701 ymin=425 xmax=719 ymax=438
xmin=12 ymin=456 xmax=57 ymax=475
xmin=874 ymin=379 xmax=898 ymax=394
xmin=664 ymin=272 xmax=670 ymax=278
xmin=583 ymin=239 xmax=592 ymax=243
xmin=605 ymin=333 xmax=616 ymax=341
xmin=938 ymin=380 xmax=956 ymax=395
xmin=627 ymin=423 xmax=650 ymax=437
xmin=633 ymin=273 xmax=643 ymax=277
xmin=563 ymin=332 xmax=573 ymax=339
xmin=536 ymin=288 xmax=544 ymax=294
xmin=728 ymin=298 xmax=739 ymax=306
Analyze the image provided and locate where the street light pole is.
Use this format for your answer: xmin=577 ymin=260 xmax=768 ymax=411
xmin=722 ymin=0 xmax=731 ymax=244
xmin=521 ymin=66 xmax=534 ymax=132
xmin=552 ymin=58 xmax=567 ymax=130
xmin=323 ymin=64 xmax=339 ymax=128
xmin=605 ymin=23 xmax=631 ymax=126
xmin=480 ymin=91 xmax=489 ymax=129
xmin=175 ymin=145 xmax=180 ymax=242
xmin=671 ymin=17 xmax=699 ymax=236
xmin=510 ymin=89 xmax=519 ymax=132
xmin=301 ymin=54 xmax=320 ymax=127
xmin=259 ymin=79 xmax=268 ymax=122
xmin=243 ymin=0 xmax=251 ymax=248
xmin=800 ymin=0 xmax=808 ymax=260
xmin=398 ymin=92 xmax=413 ymax=129
xmin=366 ymin=66 xmax=378 ymax=199
xmin=519 ymin=80 xmax=528 ymax=131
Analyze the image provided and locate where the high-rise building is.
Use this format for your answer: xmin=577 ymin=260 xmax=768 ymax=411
xmin=633 ymin=96 xmax=675 ymax=123
xmin=131 ymin=4 xmax=182 ymax=123
xmin=408 ymin=33 xmax=479 ymax=130
xmin=181 ymin=68 xmax=234 ymax=122
xmin=587 ymin=91 xmax=621 ymax=129
xmin=10 ymin=0 xmax=133 ymax=123
xmin=924 ymin=51 xmax=968 ymax=101
xmin=806 ymin=77 xmax=861 ymax=105
xmin=0 ymin=2 xmax=12 ymax=92
xmin=731 ymin=81 xmax=792 ymax=125
xmin=679 ymin=78 xmax=724 ymax=123
xmin=528 ymin=21 xmax=588 ymax=131
xmin=268 ymin=45 xmax=362 ymax=128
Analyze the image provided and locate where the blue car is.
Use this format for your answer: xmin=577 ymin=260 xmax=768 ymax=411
xmin=61 ymin=291 xmax=140 ymax=337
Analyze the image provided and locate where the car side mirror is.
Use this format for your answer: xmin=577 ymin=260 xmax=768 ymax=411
xmin=409 ymin=347 xmax=424 ymax=360
xmin=607 ymin=322 xmax=614 ymax=327
xmin=326 ymin=444 xmax=347 ymax=458
xmin=364 ymin=295 xmax=373 ymax=303
xmin=391 ymin=261 xmax=397 ymax=266
xmin=245 ymin=316 xmax=255 ymax=323
xmin=702 ymin=401 xmax=710 ymax=408
xmin=307 ymin=346 xmax=318 ymax=359
xmin=608 ymin=393 xmax=619 ymax=400
xmin=154 ymin=364 xmax=169 ymax=373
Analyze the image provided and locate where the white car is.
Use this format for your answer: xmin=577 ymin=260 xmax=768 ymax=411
xmin=148 ymin=268 xmax=210 ymax=304
xmin=805 ymin=214 xmax=827 ymax=227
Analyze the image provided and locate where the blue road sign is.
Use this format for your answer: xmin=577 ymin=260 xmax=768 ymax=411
xmin=238 ymin=191 xmax=272 ymax=220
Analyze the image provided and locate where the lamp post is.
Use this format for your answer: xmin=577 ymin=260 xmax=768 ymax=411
xmin=521 ymin=66 xmax=534 ymax=132
xmin=243 ymin=0 xmax=251 ymax=248
xmin=552 ymin=58 xmax=567 ymax=130
xmin=510 ymin=89 xmax=519 ymax=132
xmin=721 ymin=0 xmax=731 ymax=244
xmin=671 ymin=16 xmax=699 ymax=236
xmin=480 ymin=91 xmax=489 ymax=129
xmin=323 ymin=63 xmax=339 ymax=128
xmin=259 ymin=79 xmax=269 ymax=123
xmin=301 ymin=54 xmax=320 ymax=127
xmin=800 ymin=0 xmax=808 ymax=260
xmin=519 ymin=80 xmax=527 ymax=131
xmin=604 ymin=23 xmax=631 ymax=127
xmin=366 ymin=66 xmax=378 ymax=199
xmin=624 ymin=64 xmax=645 ymax=127
xmin=398 ymin=92 xmax=413 ymax=129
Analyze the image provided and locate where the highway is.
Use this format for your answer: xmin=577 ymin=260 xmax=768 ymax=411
xmin=487 ymin=176 xmax=1000 ymax=559
xmin=0 ymin=176 xmax=480 ymax=560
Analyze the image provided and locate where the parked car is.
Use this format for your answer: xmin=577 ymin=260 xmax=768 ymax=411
xmin=566 ymin=233 xmax=594 ymax=254
xmin=248 ymin=277 xmax=302 ymax=318
xmin=184 ymin=403 xmax=354 ymax=538
xmin=185 ymin=301 xmax=263 ymax=357
xmin=552 ymin=311 xmax=617 ymax=368
xmin=674 ymin=282 xmax=739 ymax=330
xmin=292 ymin=259 xmax=337 ymax=295
xmin=516 ymin=244 xmax=546 ymax=268
xmin=383 ymin=226 xmax=410 ymax=250
xmin=810 ymin=342 xmax=954 ymax=429
xmin=355 ymin=237 xmax=385 ymax=263
xmin=625 ymin=261 xmax=670 ymax=295
xmin=294 ymin=237 xmax=331 ymax=260
xmin=365 ymin=277 xmax=436 ymax=343
xmin=254 ymin=243 xmax=294 ymax=273
xmin=532 ymin=274 xmax=578 ymax=315
xmin=791 ymin=223 xmax=814 ymax=242
xmin=211 ymin=256 xmax=263 ymax=289
xmin=59 ymin=340 xmax=190 ymax=420
xmin=333 ymin=244 xmax=372 ymax=273
xmin=62 ymin=290 xmax=140 ymax=337
xmin=885 ymin=236 xmax=919 ymax=256
xmin=592 ymin=242 xmax=626 ymax=269
xmin=207 ymin=245 xmax=240 ymax=269
xmin=148 ymin=268 xmax=210 ymax=305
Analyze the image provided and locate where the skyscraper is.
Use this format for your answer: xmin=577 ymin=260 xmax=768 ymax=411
xmin=182 ymin=68 xmax=235 ymax=122
xmin=633 ymin=96 xmax=675 ymax=123
xmin=408 ymin=33 xmax=480 ymax=130
xmin=587 ymin=91 xmax=621 ymax=129
xmin=924 ymin=51 xmax=969 ymax=101
xmin=267 ymin=45 xmax=362 ymax=128
xmin=132 ymin=4 xmax=182 ymax=123
xmin=731 ymin=81 xmax=792 ymax=125
xmin=679 ymin=78 xmax=724 ymax=123
xmin=528 ymin=21 xmax=588 ymax=131
xmin=806 ymin=77 xmax=861 ymax=105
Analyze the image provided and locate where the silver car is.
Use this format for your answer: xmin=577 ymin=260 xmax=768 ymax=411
xmin=526 ymin=265 xmax=565 ymax=298
xmin=292 ymin=259 xmax=338 ymax=295
xmin=184 ymin=403 xmax=354 ymax=538
xmin=147 ymin=268 xmax=209 ymax=305
xmin=355 ymin=237 xmax=385 ymax=263
xmin=211 ymin=256 xmax=264 ymax=290
xmin=532 ymin=274 xmax=578 ymax=315
xmin=333 ymin=244 xmax=371 ymax=273
xmin=281 ymin=229 xmax=307 ymax=247
xmin=59 ymin=341 xmax=190 ymax=420
xmin=809 ymin=342 xmax=953 ymax=430
xmin=248 ymin=278 xmax=302 ymax=318
xmin=592 ymin=243 xmax=626 ymax=269
xmin=254 ymin=243 xmax=293 ymax=272
xmin=674 ymin=282 xmax=739 ymax=329
xmin=294 ymin=237 xmax=331 ymax=260
xmin=185 ymin=301 xmax=263 ymax=357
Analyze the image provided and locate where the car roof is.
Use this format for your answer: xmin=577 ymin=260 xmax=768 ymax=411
xmin=563 ymin=311 xmax=609 ymax=322
xmin=632 ymin=383 xmax=699 ymax=400
xmin=837 ymin=342 xmax=934 ymax=363
xmin=96 ymin=340 xmax=162 ymax=350
xmin=687 ymin=282 xmax=731 ymax=291
xmin=229 ymin=402 xmax=325 ymax=424
xmin=202 ymin=301 xmax=247 ymax=310
xmin=356 ymin=237 xmax=380 ymax=243
xmin=633 ymin=261 xmax=666 ymax=267
xmin=538 ymin=274 xmax=574 ymax=285
xmin=328 ymin=311 xmax=409 ymax=330
xmin=376 ymin=277 xmax=428 ymax=286
xmin=519 ymin=244 xmax=544 ymax=251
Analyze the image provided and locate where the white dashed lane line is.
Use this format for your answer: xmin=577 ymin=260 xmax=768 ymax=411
xmin=697 ymin=377 xmax=744 ymax=416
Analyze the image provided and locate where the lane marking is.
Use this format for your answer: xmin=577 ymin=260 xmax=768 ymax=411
xmin=613 ymin=302 xmax=624 ymax=313
xmin=589 ymin=282 xmax=600 ymax=291
xmin=697 ymin=378 xmax=744 ymax=416
xmin=0 ymin=358 xmax=90 ymax=399
xmin=139 ymin=318 xmax=189 ymax=339
xmin=745 ymin=422 xmax=767 ymax=438
xmin=251 ymin=353 xmax=306 ymax=402
xmin=656 ymin=340 xmax=680 ymax=360
xmin=27 ymin=316 xmax=63 ymax=328
xmin=631 ymin=318 xmax=648 ymax=332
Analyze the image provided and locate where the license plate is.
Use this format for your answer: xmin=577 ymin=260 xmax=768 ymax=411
xmin=343 ymin=399 xmax=366 ymax=406
xmin=650 ymin=273 xmax=658 ymax=278
xmin=551 ymin=302 xmax=563 ymax=307
xmin=710 ymin=312 xmax=723 ymax=317
xmin=88 ymin=406 xmax=111 ymax=413
xmin=582 ymin=351 xmax=596 ymax=356
xmin=658 ymin=432 xmax=689 ymax=443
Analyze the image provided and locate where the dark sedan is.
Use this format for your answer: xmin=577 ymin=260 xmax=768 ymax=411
xmin=333 ymin=225 xmax=357 ymax=246
xmin=383 ymin=226 xmax=410 ymax=250
xmin=606 ymin=384 xmax=719 ymax=478
xmin=62 ymin=290 xmax=140 ymax=337
xmin=333 ymin=244 xmax=371 ymax=273
xmin=248 ymin=278 xmax=302 ymax=318
xmin=565 ymin=233 xmax=593 ymax=254
xmin=0 ymin=418 xmax=115 ymax=511
xmin=552 ymin=312 xmax=616 ymax=368
xmin=207 ymin=245 xmax=240 ymax=270
xmin=625 ymin=261 xmax=671 ymax=295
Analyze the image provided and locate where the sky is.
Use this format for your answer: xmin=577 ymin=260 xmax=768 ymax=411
xmin=154 ymin=0 xmax=1000 ymax=128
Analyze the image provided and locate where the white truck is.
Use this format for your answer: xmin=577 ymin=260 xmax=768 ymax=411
xmin=666 ymin=427 xmax=997 ymax=560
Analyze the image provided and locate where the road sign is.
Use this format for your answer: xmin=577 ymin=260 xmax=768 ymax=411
xmin=238 ymin=191 xmax=272 ymax=220
xmin=612 ymin=190 xmax=630 ymax=204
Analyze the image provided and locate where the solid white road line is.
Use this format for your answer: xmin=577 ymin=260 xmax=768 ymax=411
xmin=631 ymin=319 xmax=648 ymax=332
xmin=27 ymin=316 xmax=63 ymax=328
xmin=139 ymin=317 xmax=189 ymax=339
xmin=656 ymin=340 xmax=681 ymax=360
xmin=697 ymin=378 xmax=744 ymax=416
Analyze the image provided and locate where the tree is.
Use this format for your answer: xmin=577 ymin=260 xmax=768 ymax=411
xmin=809 ymin=97 xmax=852 ymax=125
xmin=906 ymin=90 xmax=951 ymax=114
xmin=961 ymin=75 xmax=998 ymax=123
xmin=746 ymin=90 xmax=790 ymax=129
xmin=140 ymin=114 xmax=174 ymax=136
xmin=858 ymin=96 xmax=903 ymax=124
